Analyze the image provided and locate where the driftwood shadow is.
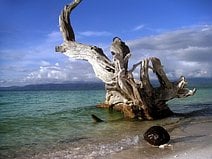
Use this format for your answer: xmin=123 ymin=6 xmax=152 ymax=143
xmin=171 ymin=135 xmax=206 ymax=144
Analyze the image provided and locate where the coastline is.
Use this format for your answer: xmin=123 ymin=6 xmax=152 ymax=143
xmin=27 ymin=115 xmax=212 ymax=159
xmin=107 ymin=116 xmax=212 ymax=159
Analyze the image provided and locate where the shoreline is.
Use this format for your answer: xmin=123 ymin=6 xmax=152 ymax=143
xmin=2 ymin=113 xmax=211 ymax=159
xmin=28 ymin=116 xmax=212 ymax=159
xmin=107 ymin=117 xmax=212 ymax=159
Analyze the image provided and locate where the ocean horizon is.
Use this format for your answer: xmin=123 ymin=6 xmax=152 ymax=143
xmin=0 ymin=78 xmax=212 ymax=158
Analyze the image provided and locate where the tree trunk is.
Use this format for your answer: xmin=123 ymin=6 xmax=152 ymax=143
xmin=55 ymin=0 xmax=196 ymax=120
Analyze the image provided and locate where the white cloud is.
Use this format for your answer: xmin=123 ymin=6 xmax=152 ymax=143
xmin=1 ymin=25 xmax=212 ymax=87
xmin=24 ymin=64 xmax=68 ymax=82
xmin=127 ymin=25 xmax=212 ymax=79
xmin=41 ymin=60 xmax=51 ymax=66
xmin=46 ymin=31 xmax=62 ymax=43
xmin=78 ymin=31 xmax=112 ymax=37
xmin=132 ymin=24 xmax=145 ymax=31
xmin=0 ymin=29 xmax=107 ymax=86
xmin=21 ymin=61 xmax=98 ymax=85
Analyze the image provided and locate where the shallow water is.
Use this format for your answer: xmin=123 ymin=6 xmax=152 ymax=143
xmin=0 ymin=83 xmax=212 ymax=159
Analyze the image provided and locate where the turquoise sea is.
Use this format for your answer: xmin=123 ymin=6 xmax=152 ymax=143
xmin=0 ymin=79 xmax=212 ymax=159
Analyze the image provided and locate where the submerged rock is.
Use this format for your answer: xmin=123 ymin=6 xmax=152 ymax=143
xmin=143 ymin=126 xmax=170 ymax=146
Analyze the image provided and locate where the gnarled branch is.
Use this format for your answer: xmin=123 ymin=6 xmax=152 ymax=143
xmin=56 ymin=0 xmax=196 ymax=120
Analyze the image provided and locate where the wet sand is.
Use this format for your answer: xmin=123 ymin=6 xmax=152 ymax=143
xmin=107 ymin=117 xmax=212 ymax=159
xmin=26 ymin=116 xmax=212 ymax=159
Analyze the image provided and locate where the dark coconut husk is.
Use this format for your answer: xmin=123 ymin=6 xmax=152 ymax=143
xmin=143 ymin=126 xmax=170 ymax=146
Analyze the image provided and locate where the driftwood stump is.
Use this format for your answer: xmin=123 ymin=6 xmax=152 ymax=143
xmin=56 ymin=0 xmax=196 ymax=120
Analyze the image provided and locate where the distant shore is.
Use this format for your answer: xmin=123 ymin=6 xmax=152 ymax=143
xmin=1 ymin=78 xmax=211 ymax=91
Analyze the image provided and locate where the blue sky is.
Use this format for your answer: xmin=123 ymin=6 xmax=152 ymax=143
xmin=0 ymin=0 xmax=212 ymax=86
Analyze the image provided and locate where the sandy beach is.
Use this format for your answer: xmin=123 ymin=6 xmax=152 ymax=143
xmin=28 ymin=117 xmax=211 ymax=159
xmin=8 ymin=113 xmax=211 ymax=159
xmin=107 ymin=117 xmax=212 ymax=159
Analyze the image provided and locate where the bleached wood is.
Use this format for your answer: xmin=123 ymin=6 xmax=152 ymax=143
xmin=56 ymin=0 xmax=196 ymax=120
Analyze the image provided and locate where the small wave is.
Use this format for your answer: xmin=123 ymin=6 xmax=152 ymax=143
xmin=34 ymin=135 xmax=140 ymax=159
xmin=174 ymin=106 xmax=212 ymax=118
xmin=73 ymin=135 xmax=139 ymax=158
xmin=58 ymin=137 xmax=88 ymax=144
xmin=0 ymin=102 xmax=16 ymax=106
xmin=89 ymin=135 xmax=140 ymax=157
xmin=47 ymin=105 xmax=96 ymax=116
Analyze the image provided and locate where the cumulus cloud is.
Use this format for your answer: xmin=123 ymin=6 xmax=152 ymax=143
xmin=22 ymin=61 xmax=97 ymax=85
xmin=127 ymin=25 xmax=212 ymax=79
xmin=0 ymin=29 xmax=109 ymax=87
xmin=0 ymin=30 xmax=66 ymax=86
xmin=1 ymin=25 xmax=212 ymax=87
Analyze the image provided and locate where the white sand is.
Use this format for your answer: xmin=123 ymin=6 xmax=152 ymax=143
xmin=107 ymin=117 xmax=212 ymax=159
xmin=29 ymin=117 xmax=212 ymax=159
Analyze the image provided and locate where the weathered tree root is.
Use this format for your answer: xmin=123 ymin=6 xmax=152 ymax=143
xmin=56 ymin=0 xmax=196 ymax=120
